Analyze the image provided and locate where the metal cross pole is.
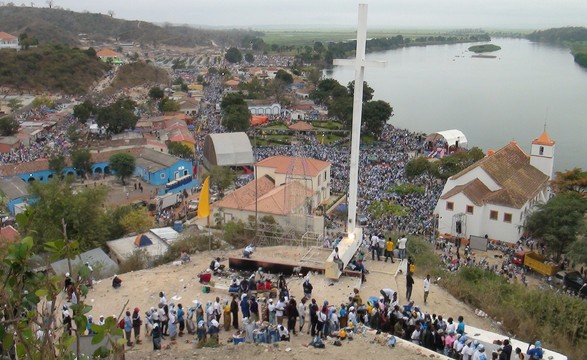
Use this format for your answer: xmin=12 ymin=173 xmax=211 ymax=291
xmin=333 ymin=4 xmax=385 ymax=236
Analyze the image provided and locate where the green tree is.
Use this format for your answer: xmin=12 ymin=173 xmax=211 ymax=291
xmin=306 ymin=67 xmax=322 ymax=86
xmin=23 ymin=180 xmax=109 ymax=250
xmin=220 ymin=92 xmax=247 ymax=111
xmin=148 ymin=86 xmax=165 ymax=100
xmin=8 ymin=98 xmax=22 ymax=112
xmin=31 ymin=96 xmax=55 ymax=109
xmin=0 ymin=116 xmax=19 ymax=136
xmin=362 ymin=100 xmax=393 ymax=137
xmin=275 ymin=69 xmax=294 ymax=85
xmin=328 ymin=96 xmax=353 ymax=127
xmin=95 ymin=97 xmax=138 ymax=134
xmin=225 ymin=47 xmax=242 ymax=63
xmin=159 ymin=97 xmax=180 ymax=112
xmin=405 ymin=156 xmax=433 ymax=178
xmin=168 ymin=141 xmax=193 ymax=159
xmin=348 ymin=80 xmax=374 ymax=102
xmin=525 ymin=192 xmax=587 ymax=261
xmin=552 ymin=168 xmax=587 ymax=195
xmin=244 ymin=52 xmax=254 ymax=63
xmin=120 ymin=208 xmax=154 ymax=234
xmin=109 ymin=152 xmax=136 ymax=185
xmin=18 ymin=32 xmax=39 ymax=50
xmin=222 ymin=104 xmax=251 ymax=132
xmin=71 ymin=149 xmax=93 ymax=179
xmin=73 ymin=100 xmax=94 ymax=124
xmin=85 ymin=47 xmax=97 ymax=57
xmin=209 ymin=166 xmax=236 ymax=196
xmin=48 ymin=155 xmax=67 ymax=175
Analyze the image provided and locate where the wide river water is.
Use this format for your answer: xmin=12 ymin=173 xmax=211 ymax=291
xmin=327 ymin=38 xmax=587 ymax=171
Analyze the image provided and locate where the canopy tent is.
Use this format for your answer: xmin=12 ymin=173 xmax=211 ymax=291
xmin=135 ymin=234 xmax=153 ymax=247
xmin=425 ymin=129 xmax=468 ymax=148
xmin=251 ymin=116 xmax=269 ymax=126
xmin=203 ymin=132 xmax=255 ymax=169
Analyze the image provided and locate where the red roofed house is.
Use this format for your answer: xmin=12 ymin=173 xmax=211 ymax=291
xmin=0 ymin=32 xmax=19 ymax=50
xmin=434 ymin=131 xmax=555 ymax=244
xmin=211 ymin=156 xmax=331 ymax=234
xmin=0 ymin=225 xmax=20 ymax=244
xmin=96 ymin=48 xmax=123 ymax=63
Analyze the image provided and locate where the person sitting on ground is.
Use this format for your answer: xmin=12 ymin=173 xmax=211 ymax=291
xmin=243 ymin=244 xmax=255 ymax=258
xmin=210 ymin=257 xmax=224 ymax=273
xmin=180 ymin=250 xmax=191 ymax=263
xmin=278 ymin=324 xmax=290 ymax=341
xmin=112 ymin=275 xmax=122 ymax=289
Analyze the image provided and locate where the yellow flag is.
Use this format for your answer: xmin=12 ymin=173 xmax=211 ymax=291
xmin=197 ymin=176 xmax=210 ymax=218
xmin=197 ymin=125 xmax=201 ymax=133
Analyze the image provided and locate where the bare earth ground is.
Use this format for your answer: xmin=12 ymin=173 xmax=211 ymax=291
xmin=69 ymin=245 xmax=504 ymax=359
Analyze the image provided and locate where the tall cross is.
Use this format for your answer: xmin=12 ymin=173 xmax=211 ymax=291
xmin=333 ymin=4 xmax=385 ymax=236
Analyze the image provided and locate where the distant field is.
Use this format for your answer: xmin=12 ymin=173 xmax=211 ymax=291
xmin=261 ymin=29 xmax=457 ymax=46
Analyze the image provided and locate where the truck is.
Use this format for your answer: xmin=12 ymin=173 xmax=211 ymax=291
xmin=563 ymin=271 xmax=587 ymax=298
xmin=150 ymin=193 xmax=182 ymax=212
xmin=512 ymin=251 xmax=559 ymax=276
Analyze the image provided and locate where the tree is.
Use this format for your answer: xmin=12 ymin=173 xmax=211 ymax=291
xmin=71 ymin=149 xmax=93 ymax=179
xmin=31 ymin=96 xmax=55 ymax=109
xmin=552 ymin=168 xmax=587 ymax=195
xmin=45 ymin=0 xmax=53 ymax=8
xmin=168 ymin=142 xmax=193 ymax=159
xmin=95 ymin=97 xmax=138 ymax=134
xmin=348 ymin=80 xmax=374 ymax=102
xmin=405 ymin=156 xmax=433 ymax=178
xmin=120 ymin=208 xmax=154 ymax=234
xmin=8 ymin=98 xmax=22 ymax=112
xmin=107 ymin=9 xmax=114 ymax=17
xmin=328 ymin=96 xmax=353 ymax=127
xmin=109 ymin=153 xmax=136 ymax=185
xmin=244 ymin=52 xmax=254 ymax=63
xmin=73 ymin=100 xmax=94 ymax=124
xmin=362 ymin=100 xmax=393 ymax=137
xmin=148 ymin=86 xmax=164 ymax=100
xmin=209 ymin=166 xmax=236 ymax=196
xmin=306 ymin=67 xmax=322 ymax=86
xmin=18 ymin=32 xmax=38 ymax=50
xmin=525 ymin=192 xmax=587 ymax=261
xmin=48 ymin=155 xmax=66 ymax=175
xmin=84 ymin=47 xmax=96 ymax=57
xmin=0 ymin=116 xmax=19 ymax=136
xmin=159 ymin=97 xmax=180 ymax=112
xmin=23 ymin=180 xmax=109 ymax=250
xmin=222 ymin=104 xmax=251 ymax=132
xmin=220 ymin=92 xmax=247 ymax=111
xmin=225 ymin=47 xmax=242 ymax=63
xmin=275 ymin=69 xmax=293 ymax=85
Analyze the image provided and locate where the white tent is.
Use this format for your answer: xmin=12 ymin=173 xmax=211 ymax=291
xmin=425 ymin=129 xmax=468 ymax=148
xmin=203 ymin=132 xmax=254 ymax=168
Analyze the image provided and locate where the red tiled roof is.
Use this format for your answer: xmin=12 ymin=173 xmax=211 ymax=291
xmin=288 ymin=122 xmax=314 ymax=131
xmin=0 ymin=225 xmax=19 ymax=243
xmin=0 ymin=32 xmax=17 ymax=41
xmin=257 ymin=156 xmax=330 ymax=177
xmin=96 ymin=48 xmax=120 ymax=57
xmin=532 ymin=131 xmax=555 ymax=146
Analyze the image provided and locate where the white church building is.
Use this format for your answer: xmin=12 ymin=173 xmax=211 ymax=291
xmin=434 ymin=131 xmax=555 ymax=244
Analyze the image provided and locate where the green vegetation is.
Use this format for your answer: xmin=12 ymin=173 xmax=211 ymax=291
xmin=168 ymin=142 xmax=194 ymax=159
xmin=0 ymin=6 xmax=262 ymax=48
xmin=405 ymin=147 xmax=485 ymax=179
xmin=220 ymin=93 xmax=251 ymax=132
xmin=527 ymin=27 xmax=587 ymax=69
xmin=108 ymin=153 xmax=136 ymax=185
xmin=0 ymin=116 xmax=19 ymax=136
xmin=95 ymin=97 xmax=139 ymax=134
xmin=368 ymin=200 xmax=410 ymax=220
xmin=468 ymin=44 xmax=501 ymax=53
xmin=0 ymin=44 xmax=108 ymax=94
xmin=225 ymin=47 xmax=242 ymax=63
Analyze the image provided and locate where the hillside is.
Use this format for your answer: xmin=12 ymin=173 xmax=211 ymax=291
xmin=0 ymin=45 xmax=109 ymax=95
xmin=105 ymin=62 xmax=170 ymax=95
xmin=0 ymin=5 xmax=262 ymax=48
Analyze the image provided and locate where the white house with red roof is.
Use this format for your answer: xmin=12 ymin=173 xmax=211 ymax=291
xmin=0 ymin=32 xmax=19 ymax=50
xmin=434 ymin=131 xmax=555 ymax=244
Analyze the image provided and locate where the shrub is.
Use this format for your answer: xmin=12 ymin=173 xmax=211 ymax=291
xmin=118 ymin=250 xmax=149 ymax=273
xmin=154 ymin=234 xmax=215 ymax=266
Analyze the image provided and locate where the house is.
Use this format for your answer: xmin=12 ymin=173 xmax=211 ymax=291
xmin=0 ymin=137 xmax=21 ymax=153
xmin=256 ymin=156 xmax=331 ymax=209
xmin=50 ymin=248 xmax=119 ymax=279
xmin=106 ymin=232 xmax=170 ymax=265
xmin=0 ymin=225 xmax=20 ymax=244
xmin=0 ymin=32 xmax=19 ymax=50
xmin=134 ymin=148 xmax=196 ymax=194
xmin=96 ymin=48 xmax=123 ymax=64
xmin=433 ymin=131 xmax=554 ymax=244
xmin=246 ymin=100 xmax=281 ymax=116
xmin=0 ymin=177 xmax=29 ymax=215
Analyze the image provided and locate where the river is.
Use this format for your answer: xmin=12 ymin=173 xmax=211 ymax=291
xmin=327 ymin=38 xmax=587 ymax=171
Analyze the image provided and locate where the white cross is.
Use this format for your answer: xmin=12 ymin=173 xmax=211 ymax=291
xmin=333 ymin=4 xmax=385 ymax=235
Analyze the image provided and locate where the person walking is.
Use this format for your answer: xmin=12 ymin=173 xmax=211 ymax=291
xmin=230 ymin=294 xmax=239 ymax=329
xmin=286 ymin=298 xmax=299 ymax=335
xmin=297 ymin=297 xmax=307 ymax=333
xmin=384 ymin=237 xmax=395 ymax=263
xmin=423 ymin=274 xmax=431 ymax=305
xmin=132 ymin=307 xmax=142 ymax=345
xmin=406 ymin=272 xmax=415 ymax=302
xmin=397 ymin=235 xmax=407 ymax=260
xmin=124 ymin=311 xmax=133 ymax=347
xmin=177 ymin=304 xmax=185 ymax=336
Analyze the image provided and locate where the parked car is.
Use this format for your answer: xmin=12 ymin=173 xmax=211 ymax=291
xmin=563 ymin=271 xmax=587 ymax=297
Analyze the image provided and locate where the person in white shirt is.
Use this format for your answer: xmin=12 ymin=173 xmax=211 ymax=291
xmin=461 ymin=339 xmax=475 ymax=360
xmin=297 ymin=298 xmax=307 ymax=333
xmin=268 ymin=299 xmax=276 ymax=325
xmin=370 ymin=233 xmax=380 ymax=261
xmin=423 ymin=274 xmax=431 ymax=304
xmin=397 ymin=235 xmax=408 ymax=260
xmin=278 ymin=325 xmax=290 ymax=341
xmin=275 ymin=297 xmax=286 ymax=326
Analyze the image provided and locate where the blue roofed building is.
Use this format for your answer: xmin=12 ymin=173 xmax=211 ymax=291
xmin=134 ymin=148 xmax=197 ymax=195
xmin=0 ymin=177 xmax=29 ymax=215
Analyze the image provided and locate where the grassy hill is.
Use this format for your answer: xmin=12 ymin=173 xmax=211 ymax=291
xmin=104 ymin=62 xmax=170 ymax=95
xmin=0 ymin=45 xmax=109 ymax=94
xmin=0 ymin=5 xmax=262 ymax=48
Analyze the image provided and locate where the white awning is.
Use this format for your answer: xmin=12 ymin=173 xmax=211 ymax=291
xmin=425 ymin=129 xmax=468 ymax=148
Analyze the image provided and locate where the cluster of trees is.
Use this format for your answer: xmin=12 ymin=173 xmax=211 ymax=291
xmin=220 ymin=92 xmax=251 ymax=132
xmin=405 ymin=147 xmax=485 ymax=179
xmin=526 ymin=168 xmax=587 ymax=263
xmin=310 ymin=78 xmax=393 ymax=138
xmin=74 ymin=97 xmax=139 ymax=134
xmin=526 ymin=27 xmax=587 ymax=69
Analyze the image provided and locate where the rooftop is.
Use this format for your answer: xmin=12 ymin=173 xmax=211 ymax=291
xmin=257 ymin=156 xmax=330 ymax=177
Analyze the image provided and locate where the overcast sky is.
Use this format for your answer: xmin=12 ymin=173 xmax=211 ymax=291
xmin=51 ymin=0 xmax=587 ymax=29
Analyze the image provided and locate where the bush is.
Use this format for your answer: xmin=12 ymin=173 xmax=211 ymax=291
xmin=118 ymin=250 xmax=148 ymax=273
xmin=154 ymin=234 xmax=215 ymax=266
xmin=223 ymin=220 xmax=254 ymax=248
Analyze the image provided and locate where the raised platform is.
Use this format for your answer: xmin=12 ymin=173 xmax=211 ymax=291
xmin=228 ymin=255 xmax=361 ymax=278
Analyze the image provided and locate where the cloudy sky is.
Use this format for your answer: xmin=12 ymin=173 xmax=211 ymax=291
xmin=51 ymin=0 xmax=587 ymax=29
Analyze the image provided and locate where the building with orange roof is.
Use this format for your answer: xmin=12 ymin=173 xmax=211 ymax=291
xmin=96 ymin=48 xmax=123 ymax=64
xmin=0 ymin=225 xmax=20 ymax=244
xmin=0 ymin=32 xmax=19 ymax=50
xmin=434 ymin=131 xmax=554 ymax=244
xmin=256 ymin=155 xmax=331 ymax=208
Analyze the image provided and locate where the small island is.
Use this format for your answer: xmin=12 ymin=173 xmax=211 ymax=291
xmin=468 ymin=44 xmax=501 ymax=53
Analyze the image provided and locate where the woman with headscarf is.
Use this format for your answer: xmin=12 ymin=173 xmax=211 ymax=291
xmin=208 ymin=319 xmax=220 ymax=343
xmin=152 ymin=322 xmax=162 ymax=350
xmin=195 ymin=301 xmax=204 ymax=325
xmin=186 ymin=306 xmax=196 ymax=335
xmin=196 ymin=320 xmax=207 ymax=344
xmin=132 ymin=307 xmax=142 ymax=344
xmin=230 ymin=294 xmax=239 ymax=329
xmin=286 ymin=298 xmax=299 ymax=335
xmin=223 ymin=300 xmax=231 ymax=331
xmin=205 ymin=301 xmax=215 ymax=326
xmin=168 ymin=307 xmax=177 ymax=340
xmin=240 ymin=294 xmax=250 ymax=319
